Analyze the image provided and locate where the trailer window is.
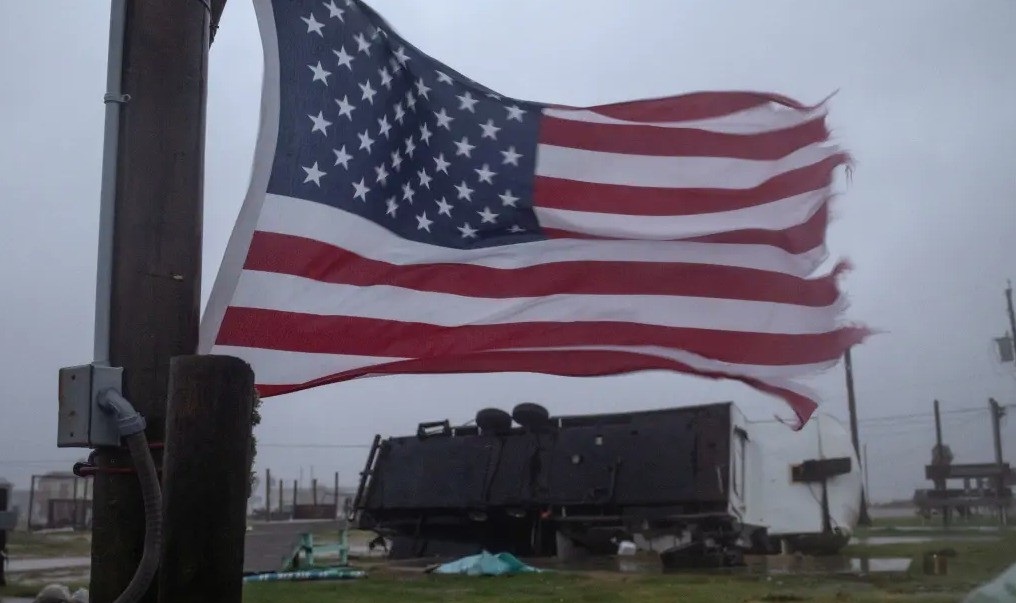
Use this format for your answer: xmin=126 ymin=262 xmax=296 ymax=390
xmin=732 ymin=435 xmax=746 ymax=498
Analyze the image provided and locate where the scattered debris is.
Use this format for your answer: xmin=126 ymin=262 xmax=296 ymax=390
xmin=242 ymin=568 xmax=365 ymax=582
xmin=31 ymin=584 xmax=87 ymax=603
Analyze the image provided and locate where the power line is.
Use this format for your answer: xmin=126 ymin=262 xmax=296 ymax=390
xmin=860 ymin=406 xmax=995 ymax=425
xmin=258 ymin=443 xmax=371 ymax=449
xmin=0 ymin=460 xmax=80 ymax=466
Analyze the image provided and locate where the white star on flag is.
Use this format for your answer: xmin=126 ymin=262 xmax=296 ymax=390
xmin=308 ymin=111 xmax=331 ymax=135
xmin=433 ymin=153 xmax=450 ymax=173
xmin=332 ymin=145 xmax=352 ymax=168
xmin=457 ymin=91 xmax=478 ymax=112
xmin=352 ymin=178 xmax=369 ymax=201
xmin=301 ymin=162 xmax=325 ymax=186
xmin=454 ymin=137 xmax=475 ymax=157
xmin=499 ymin=189 xmax=519 ymax=207
xmin=501 ymin=146 xmax=522 ymax=166
xmin=333 ymin=46 xmax=354 ymax=70
xmin=308 ymin=61 xmax=331 ymax=84
xmin=474 ymin=164 xmax=496 ymax=184
xmin=416 ymin=211 xmax=433 ymax=232
xmin=454 ymin=180 xmax=474 ymax=201
xmin=435 ymin=197 xmax=453 ymax=217
xmin=478 ymin=206 xmax=498 ymax=224
xmin=323 ymin=0 xmax=344 ymax=20
xmin=301 ymin=13 xmax=325 ymax=36
xmin=335 ymin=95 xmax=355 ymax=120
xmin=479 ymin=119 xmax=500 ymax=140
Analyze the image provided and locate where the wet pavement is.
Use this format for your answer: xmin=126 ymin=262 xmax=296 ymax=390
xmin=6 ymin=556 xmax=90 ymax=573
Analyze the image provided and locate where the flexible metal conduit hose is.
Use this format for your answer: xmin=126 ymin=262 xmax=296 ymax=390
xmin=99 ymin=390 xmax=163 ymax=603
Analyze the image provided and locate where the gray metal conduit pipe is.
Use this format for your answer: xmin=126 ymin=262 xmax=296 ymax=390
xmin=98 ymin=389 xmax=163 ymax=603
xmin=56 ymin=1 xmax=163 ymax=601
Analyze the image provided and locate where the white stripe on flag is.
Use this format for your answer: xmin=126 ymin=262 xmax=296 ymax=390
xmin=255 ymin=195 xmax=829 ymax=277
xmin=535 ymin=188 xmax=826 ymax=240
xmin=534 ymin=142 xmax=841 ymax=189
xmin=212 ymin=344 xmax=407 ymax=384
xmin=543 ymin=105 xmax=828 ymax=134
xmin=230 ymin=269 xmax=847 ymax=335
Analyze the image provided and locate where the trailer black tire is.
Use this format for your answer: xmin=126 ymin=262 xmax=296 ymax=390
xmin=512 ymin=403 xmax=550 ymax=430
xmin=476 ymin=408 xmax=513 ymax=435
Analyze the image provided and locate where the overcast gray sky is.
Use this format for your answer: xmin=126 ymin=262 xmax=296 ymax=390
xmin=1 ymin=0 xmax=1014 ymax=502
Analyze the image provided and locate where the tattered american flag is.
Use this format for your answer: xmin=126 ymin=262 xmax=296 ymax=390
xmin=200 ymin=0 xmax=868 ymax=426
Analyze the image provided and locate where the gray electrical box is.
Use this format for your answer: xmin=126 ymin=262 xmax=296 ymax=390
xmin=57 ymin=363 xmax=123 ymax=448
xmin=0 ymin=509 xmax=18 ymax=531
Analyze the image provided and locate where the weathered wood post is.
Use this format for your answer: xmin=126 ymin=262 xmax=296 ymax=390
xmin=158 ymin=356 xmax=255 ymax=603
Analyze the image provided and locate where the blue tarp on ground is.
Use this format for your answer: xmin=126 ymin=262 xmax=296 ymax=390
xmin=430 ymin=551 xmax=543 ymax=576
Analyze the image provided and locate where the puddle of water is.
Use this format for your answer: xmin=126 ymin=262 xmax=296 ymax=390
xmin=851 ymin=535 xmax=999 ymax=546
xmin=531 ymin=554 xmax=911 ymax=576
xmin=747 ymin=555 xmax=912 ymax=575
xmin=871 ymin=526 xmax=1014 ymax=533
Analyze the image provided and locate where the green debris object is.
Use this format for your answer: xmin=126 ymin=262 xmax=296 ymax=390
xmin=430 ymin=550 xmax=544 ymax=576
xmin=243 ymin=567 xmax=366 ymax=582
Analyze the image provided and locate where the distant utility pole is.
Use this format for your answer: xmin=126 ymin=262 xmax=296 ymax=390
xmin=988 ymin=398 xmax=1008 ymax=526
xmin=89 ymin=0 xmax=208 ymax=601
xmin=1006 ymin=282 xmax=1016 ymax=366
xmin=843 ymin=347 xmax=872 ymax=525
xmin=265 ymin=468 xmax=272 ymax=521
xmin=933 ymin=399 xmax=950 ymax=528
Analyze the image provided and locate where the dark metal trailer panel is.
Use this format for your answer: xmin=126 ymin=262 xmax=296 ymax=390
xmin=355 ymin=402 xmax=755 ymax=563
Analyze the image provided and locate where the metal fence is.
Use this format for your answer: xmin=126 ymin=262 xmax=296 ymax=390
xmin=861 ymin=404 xmax=1014 ymax=515
xmin=27 ymin=472 xmax=92 ymax=531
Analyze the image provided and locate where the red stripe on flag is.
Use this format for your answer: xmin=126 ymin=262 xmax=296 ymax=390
xmin=244 ymin=231 xmax=845 ymax=307
xmin=586 ymin=91 xmax=812 ymax=123
xmin=252 ymin=348 xmax=821 ymax=427
xmin=539 ymin=115 xmax=829 ymax=159
xmin=217 ymin=308 xmax=867 ymax=367
xmin=685 ymin=203 xmax=829 ymax=254
xmin=532 ymin=153 xmax=847 ymax=216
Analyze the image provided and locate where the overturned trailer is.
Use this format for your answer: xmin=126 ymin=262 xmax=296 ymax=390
xmin=353 ymin=401 xmax=860 ymax=566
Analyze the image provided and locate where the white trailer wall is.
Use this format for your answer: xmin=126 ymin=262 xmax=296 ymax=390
xmin=738 ymin=411 xmax=862 ymax=538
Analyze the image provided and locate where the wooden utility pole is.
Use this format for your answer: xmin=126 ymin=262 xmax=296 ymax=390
xmin=27 ymin=476 xmax=36 ymax=532
xmin=1006 ymin=282 xmax=1016 ymax=366
xmin=843 ymin=348 xmax=871 ymax=525
xmin=159 ymin=356 xmax=254 ymax=603
xmin=334 ymin=472 xmax=340 ymax=516
xmin=278 ymin=478 xmax=284 ymax=518
xmin=933 ymin=400 xmax=949 ymax=528
xmin=265 ymin=469 xmax=272 ymax=521
xmin=989 ymin=398 xmax=1008 ymax=526
xmin=89 ymin=0 xmax=209 ymax=600
xmin=0 ymin=485 xmax=8 ymax=586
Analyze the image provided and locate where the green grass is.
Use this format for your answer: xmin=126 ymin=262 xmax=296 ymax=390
xmin=844 ymin=525 xmax=1016 ymax=596
xmin=0 ymin=581 xmax=43 ymax=598
xmin=242 ymin=527 xmax=1016 ymax=603
xmin=5 ymin=529 xmax=92 ymax=558
xmin=868 ymin=514 xmax=1006 ymax=530
xmin=241 ymin=569 xmax=963 ymax=603
xmin=5 ymin=522 xmax=1014 ymax=602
